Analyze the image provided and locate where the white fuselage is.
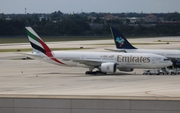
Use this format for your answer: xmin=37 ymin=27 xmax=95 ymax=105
xmin=119 ymin=49 xmax=180 ymax=59
xmin=27 ymin=51 xmax=172 ymax=69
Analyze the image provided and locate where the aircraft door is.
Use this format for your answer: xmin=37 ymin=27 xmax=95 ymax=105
xmin=151 ymin=57 xmax=156 ymax=64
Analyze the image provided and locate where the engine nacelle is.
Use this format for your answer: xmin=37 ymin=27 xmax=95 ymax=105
xmin=119 ymin=68 xmax=134 ymax=72
xmin=100 ymin=62 xmax=116 ymax=73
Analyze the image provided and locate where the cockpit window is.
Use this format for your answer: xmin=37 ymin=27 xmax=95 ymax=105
xmin=164 ymin=59 xmax=170 ymax=61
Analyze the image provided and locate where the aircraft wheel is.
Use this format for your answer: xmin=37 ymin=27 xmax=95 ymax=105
xmin=95 ymin=71 xmax=107 ymax=75
xmin=85 ymin=71 xmax=97 ymax=75
xmin=85 ymin=71 xmax=92 ymax=74
xmin=85 ymin=71 xmax=107 ymax=75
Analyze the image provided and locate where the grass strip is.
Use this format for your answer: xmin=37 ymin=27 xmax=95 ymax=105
xmin=0 ymin=47 xmax=92 ymax=52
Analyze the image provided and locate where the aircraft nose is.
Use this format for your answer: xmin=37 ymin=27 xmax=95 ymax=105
xmin=167 ymin=61 xmax=173 ymax=67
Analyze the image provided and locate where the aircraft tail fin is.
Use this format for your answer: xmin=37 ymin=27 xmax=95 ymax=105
xmin=25 ymin=27 xmax=52 ymax=54
xmin=110 ymin=27 xmax=136 ymax=49
xmin=25 ymin=27 xmax=65 ymax=65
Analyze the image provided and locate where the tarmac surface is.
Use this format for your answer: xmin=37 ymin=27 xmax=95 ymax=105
xmin=1 ymin=36 xmax=180 ymax=98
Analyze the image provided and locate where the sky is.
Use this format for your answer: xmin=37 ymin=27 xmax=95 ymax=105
xmin=1 ymin=0 xmax=180 ymax=14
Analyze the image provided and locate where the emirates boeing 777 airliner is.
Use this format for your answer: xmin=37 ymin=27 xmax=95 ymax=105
xmin=24 ymin=27 xmax=172 ymax=74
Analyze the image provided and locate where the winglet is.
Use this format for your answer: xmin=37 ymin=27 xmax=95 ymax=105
xmin=110 ymin=27 xmax=136 ymax=49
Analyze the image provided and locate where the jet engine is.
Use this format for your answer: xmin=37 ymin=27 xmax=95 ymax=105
xmin=100 ymin=62 xmax=117 ymax=73
xmin=119 ymin=68 xmax=134 ymax=72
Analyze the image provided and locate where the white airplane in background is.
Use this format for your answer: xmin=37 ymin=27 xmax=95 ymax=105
xmin=109 ymin=27 xmax=180 ymax=59
xmin=24 ymin=27 xmax=172 ymax=75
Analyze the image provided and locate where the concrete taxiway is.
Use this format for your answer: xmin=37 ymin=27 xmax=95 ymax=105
xmin=1 ymin=37 xmax=180 ymax=113
xmin=0 ymin=36 xmax=180 ymax=97
xmin=1 ymin=59 xmax=180 ymax=97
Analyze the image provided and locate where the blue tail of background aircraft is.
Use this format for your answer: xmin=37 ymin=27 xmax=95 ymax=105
xmin=110 ymin=27 xmax=136 ymax=49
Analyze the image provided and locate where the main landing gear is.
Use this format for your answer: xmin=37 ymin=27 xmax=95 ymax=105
xmin=85 ymin=67 xmax=107 ymax=75
xmin=85 ymin=71 xmax=107 ymax=75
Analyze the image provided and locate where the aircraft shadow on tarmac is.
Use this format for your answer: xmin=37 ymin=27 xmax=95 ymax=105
xmin=36 ymin=72 xmax=135 ymax=77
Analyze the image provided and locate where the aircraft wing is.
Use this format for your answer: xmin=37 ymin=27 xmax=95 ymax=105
xmin=20 ymin=53 xmax=102 ymax=66
xmin=76 ymin=60 xmax=101 ymax=66
xmin=105 ymin=48 xmax=127 ymax=52
xmin=63 ymin=58 xmax=102 ymax=67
